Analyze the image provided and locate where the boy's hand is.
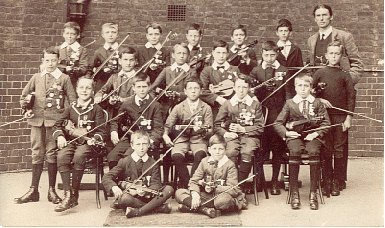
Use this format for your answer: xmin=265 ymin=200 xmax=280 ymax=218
xmin=224 ymin=132 xmax=238 ymax=139
xmin=163 ymin=134 xmax=174 ymax=147
xmin=23 ymin=110 xmax=34 ymax=119
xmin=57 ymin=136 xmax=67 ymax=149
xmin=229 ymin=123 xmax=246 ymax=133
xmin=191 ymin=191 xmax=201 ymax=210
xmin=149 ymin=63 xmax=158 ymax=70
xmin=111 ymin=186 xmax=123 ymax=199
xmin=94 ymin=96 xmax=102 ymax=104
xmin=320 ymin=98 xmax=333 ymax=108
xmin=216 ymin=96 xmax=227 ymax=106
xmin=111 ymin=131 xmax=120 ymax=145
xmin=304 ymin=132 xmax=319 ymax=141
xmin=285 ymin=131 xmax=301 ymax=139
xmin=342 ymin=115 xmax=352 ymax=132
xmin=66 ymin=66 xmax=73 ymax=72
xmin=193 ymin=125 xmax=202 ymax=132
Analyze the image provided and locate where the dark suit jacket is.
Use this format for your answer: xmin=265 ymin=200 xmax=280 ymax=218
xmin=137 ymin=46 xmax=171 ymax=83
xmin=57 ymin=45 xmax=88 ymax=86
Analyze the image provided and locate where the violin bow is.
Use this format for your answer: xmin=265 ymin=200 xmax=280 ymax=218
xmin=91 ymin=32 xmax=131 ymax=79
xmin=0 ymin=116 xmax=27 ymax=128
xmin=261 ymin=63 xmax=310 ymax=104
xmin=83 ymin=39 xmax=96 ymax=48
xmin=301 ymin=123 xmax=344 ymax=135
xmin=331 ymin=106 xmax=383 ymax=123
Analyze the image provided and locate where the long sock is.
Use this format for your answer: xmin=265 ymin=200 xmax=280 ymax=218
xmin=309 ymin=156 xmax=320 ymax=192
xmin=139 ymin=185 xmax=174 ymax=215
xmin=162 ymin=152 xmax=172 ymax=183
xmin=191 ymin=151 xmax=206 ymax=176
xmin=172 ymin=154 xmax=190 ymax=187
xmin=47 ymin=163 xmax=58 ymax=187
xmin=238 ymin=161 xmax=252 ymax=182
xmin=271 ymin=163 xmax=281 ymax=183
xmin=60 ymin=171 xmax=71 ymax=191
xmin=289 ymin=157 xmax=300 ymax=193
xmin=72 ymin=170 xmax=84 ymax=191
xmin=31 ymin=163 xmax=44 ymax=187
xmin=334 ymin=157 xmax=344 ymax=182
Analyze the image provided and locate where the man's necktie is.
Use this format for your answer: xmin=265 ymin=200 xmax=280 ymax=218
xmin=321 ymin=34 xmax=325 ymax=41
xmin=137 ymin=159 xmax=143 ymax=176
xmin=192 ymin=46 xmax=200 ymax=51
xmin=176 ymin=67 xmax=181 ymax=73
xmin=139 ymin=98 xmax=148 ymax=107
xmin=302 ymin=100 xmax=309 ymax=118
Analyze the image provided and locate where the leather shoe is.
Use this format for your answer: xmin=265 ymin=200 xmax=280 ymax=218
xmin=290 ymin=192 xmax=300 ymax=210
xmin=125 ymin=207 xmax=140 ymax=218
xmin=199 ymin=207 xmax=220 ymax=218
xmin=309 ymin=192 xmax=319 ymax=210
xmin=270 ymin=182 xmax=281 ymax=195
xmin=54 ymin=190 xmax=75 ymax=212
xmin=339 ymin=180 xmax=346 ymax=191
xmin=15 ymin=187 xmax=39 ymax=204
xmin=154 ymin=203 xmax=172 ymax=214
xmin=322 ymin=181 xmax=331 ymax=198
xmin=72 ymin=190 xmax=79 ymax=207
xmin=178 ymin=204 xmax=191 ymax=213
xmin=331 ymin=180 xmax=340 ymax=196
xmin=47 ymin=186 xmax=62 ymax=204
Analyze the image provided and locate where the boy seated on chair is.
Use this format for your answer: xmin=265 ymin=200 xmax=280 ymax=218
xmin=175 ymin=134 xmax=247 ymax=218
xmin=274 ymin=73 xmax=330 ymax=210
xmin=102 ymin=130 xmax=174 ymax=218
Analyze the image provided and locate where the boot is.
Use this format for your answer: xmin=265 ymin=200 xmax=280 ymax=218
xmin=238 ymin=161 xmax=252 ymax=193
xmin=153 ymin=203 xmax=172 ymax=214
xmin=198 ymin=207 xmax=220 ymax=218
xmin=270 ymin=181 xmax=281 ymax=195
xmin=125 ymin=207 xmax=141 ymax=218
xmin=339 ymin=180 xmax=346 ymax=191
xmin=178 ymin=204 xmax=191 ymax=213
xmin=54 ymin=190 xmax=75 ymax=212
xmin=331 ymin=179 xmax=340 ymax=196
xmin=290 ymin=191 xmax=301 ymax=210
xmin=271 ymin=159 xmax=282 ymax=195
xmin=47 ymin=186 xmax=62 ymax=204
xmin=72 ymin=190 xmax=79 ymax=207
xmin=14 ymin=186 xmax=39 ymax=204
xmin=309 ymin=192 xmax=319 ymax=210
xmin=322 ymin=179 xmax=332 ymax=198
xmin=71 ymin=170 xmax=84 ymax=207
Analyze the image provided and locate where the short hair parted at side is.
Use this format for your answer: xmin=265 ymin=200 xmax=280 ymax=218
xmin=235 ymin=74 xmax=254 ymax=87
xmin=101 ymin=22 xmax=118 ymax=33
xmin=313 ymin=4 xmax=333 ymax=16
xmin=276 ymin=19 xmax=293 ymax=32
xmin=43 ymin=46 xmax=60 ymax=58
xmin=146 ymin=22 xmax=163 ymax=34
xmin=212 ymin=40 xmax=229 ymax=52
xmin=130 ymin=129 xmax=150 ymax=144
xmin=76 ymin=75 xmax=96 ymax=89
xmin=132 ymin=73 xmax=151 ymax=86
xmin=119 ymin=47 xmax=139 ymax=61
xmin=327 ymin=40 xmax=345 ymax=55
xmin=187 ymin=23 xmax=202 ymax=35
xmin=294 ymin=73 xmax=313 ymax=86
xmin=184 ymin=76 xmax=203 ymax=89
xmin=63 ymin=22 xmax=81 ymax=35
xmin=209 ymin=134 xmax=227 ymax=147
xmin=261 ymin=41 xmax=281 ymax=53
xmin=173 ymin=42 xmax=190 ymax=55
xmin=231 ymin=24 xmax=247 ymax=36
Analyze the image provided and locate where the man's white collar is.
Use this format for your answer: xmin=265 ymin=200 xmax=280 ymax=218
xmin=277 ymin=40 xmax=292 ymax=47
xmin=104 ymin=42 xmax=119 ymax=51
xmin=261 ymin=60 xmax=280 ymax=70
xmin=319 ymin=26 xmax=333 ymax=39
xmin=41 ymin=68 xmax=62 ymax=79
xmin=60 ymin=41 xmax=80 ymax=51
xmin=208 ymin=155 xmax=229 ymax=168
xmin=230 ymin=44 xmax=246 ymax=53
xmin=135 ymin=94 xmax=150 ymax=106
xmin=119 ymin=69 xmax=136 ymax=77
xmin=145 ymin=42 xmax=162 ymax=50
xmin=212 ymin=61 xmax=230 ymax=71
xmin=293 ymin=94 xmax=315 ymax=104
xmin=170 ymin=62 xmax=190 ymax=72
xmin=131 ymin=151 xmax=149 ymax=162
xmin=230 ymin=94 xmax=253 ymax=106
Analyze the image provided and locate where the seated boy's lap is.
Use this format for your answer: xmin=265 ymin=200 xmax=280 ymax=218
xmin=171 ymin=135 xmax=208 ymax=156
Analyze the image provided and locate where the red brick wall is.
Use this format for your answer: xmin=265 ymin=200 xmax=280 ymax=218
xmin=0 ymin=0 xmax=383 ymax=172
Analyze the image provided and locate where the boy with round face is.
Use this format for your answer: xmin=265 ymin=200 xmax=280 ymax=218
xmin=163 ymin=77 xmax=213 ymax=188
xmin=15 ymin=47 xmax=76 ymax=206
xmin=52 ymin=76 xmax=106 ymax=212
xmin=313 ymin=41 xmax=356 ymax=197
xmin=175 ymin=134 xmax=247 ymax=218
xmin=274 ymin=73 xmax=331 ymax=210
xmin=57 ymin=22 xmax=89 ymax=88
xmin=102 ymin=130 xmax=174 ymax=218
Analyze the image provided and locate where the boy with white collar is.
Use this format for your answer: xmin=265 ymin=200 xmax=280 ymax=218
xmin=90 ymin=22 xmax=120 ymax=92
xmin=137 ymin=22 xmax=171 ymax=84
xmin=15 ymin=47 xmax=76 ymax=205
xmin=175 ymin=134 xmax=247 ymax=218
xmin=214 ymin=77 xmax=264 ymax=189
xmin=250 ymin=41 xmax=290 ymax=195
xmin=186 ymin=23 xmax=207 ymax=76
xmin=274 ymin=73 xmax=330 ymax=210
xmin=102 ymin=130 xmax=174 ymax=218
xmin=52 ymin=76 xmax=106 ymax=212
xmin=57 ymin=22 xmax=88 ymax=89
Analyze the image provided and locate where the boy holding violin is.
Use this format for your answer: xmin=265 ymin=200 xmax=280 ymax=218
xmin=186 ymin=23 xmax=207 ymax=76
xmin=163 ymin=77 xmax=213 ymax=189
xmin=227 ymin=24 xmax=258 ymax=76
xmin=274 ymin=73 xmax=330 ymax=210
xmin=249 ymin=41 xmax=289 ymax=195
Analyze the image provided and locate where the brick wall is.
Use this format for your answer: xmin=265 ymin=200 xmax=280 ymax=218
xmin=0 ymin=0 xmax=383 ymax=172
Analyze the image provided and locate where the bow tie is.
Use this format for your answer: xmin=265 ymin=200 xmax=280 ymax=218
xmin=108 ymin=47 xmax=114 ymax=52
xmin=138 ymin=98 xmax=148 ymax=106
xmin=266 ymin=65 xmax=276 ymax=69
xmin=175 ymin=67 xmax=182 ymax=73
xmin=209 ymin=160 xmax=218 ymax=168
xmin=237 ymin=99 xmax=246 ymax=105
xmin=192 ymin=46 xmax=200 ymax=51
xmin=217 ymin=66 xmax=225 ymax=70
xmin=77 ymin=102 xmax=88 ymax=110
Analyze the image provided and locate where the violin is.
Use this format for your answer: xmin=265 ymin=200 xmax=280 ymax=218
xmin=250 ymin=73 xmax=286 ymax=94
xmin=97 ymin=93 xmax=122 ymax=110
xmin=155 ymin=87 xmax=181 ymax=101
xmin=119 ymin=179 xmax=163 ymax=197
xmin=23 ymin=92 xmax=35 ymax=114
xmin=209 ymin=79 xmax=236 ymax=98
xmin=312 ymin=82 xmax=327 ymax=96
xmin=63 ymin=119 xmax=105 ymax=147
xmin=171 ymin=114 xmax=210 ymax=137
xmin=227 ymin=39 xmax=259 ymax=63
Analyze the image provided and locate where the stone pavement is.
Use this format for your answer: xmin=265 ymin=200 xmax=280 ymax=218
xmin=0 ymin=157 xmax=383 ymax=227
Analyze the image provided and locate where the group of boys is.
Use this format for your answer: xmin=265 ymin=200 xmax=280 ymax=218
xmin=14 ymin=4 xmax=357 ymax=219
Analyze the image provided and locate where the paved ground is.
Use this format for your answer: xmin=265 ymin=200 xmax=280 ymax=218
xmin=0 ymin=157 xmax=383 ymax=227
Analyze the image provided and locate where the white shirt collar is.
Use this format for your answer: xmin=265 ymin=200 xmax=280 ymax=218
xmin=145 ymin=42 xmax=162 ymax=50
xmin=188 ymin=43 xmax=201 ymax=52
xmin=131 ymin=151 xmax=149 ymax=162
xmin=41 ymin=68 xmax=62 ymax=79
xmin=230 ymin=94 xmax=253 ymax=106
xmin=170 ymin=62 xmax=190 ymax=72
xmin=135 ymin=94 xmax=150 ymax=106
xmin=76 ymin=98 xmax=92 ymax=110
xmin=261 ymin=60 xmax=280 ymax=70
xmin=319 ymin=26 xmax=333 ymax=40
xmin=277 ymin=40 xmax=292 ymax=47
xmin=208 ymin=155 xmax=229 ymax=168
xmin=118 ymin=69 xmax=136 ymax=77
xmin=212 ymin=61 xmax=230 ymax=71
xmin=103 ymin=42 xmax=119 ymax=51
xmin=292 ymin=94 xmax=315 ymax=104
xmin=230 ymin=44 xmax=246 ymax=53
xmin=60 ymin=41 xmax=80 ymax=52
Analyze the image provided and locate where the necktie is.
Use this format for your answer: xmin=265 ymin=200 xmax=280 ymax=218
xmin=137 ymin=159 xmax=143 ymax=176
xmin=120 ymin=74 xmax=128 ymax=95
xmin=108 ymin=47 xmax=114 ymax=53
xmin=192 ymin=46 xmax=200 ymax=51
xmin=139 ymin=98 xmax=148 ymax=107
xmin=321 ymin=34 xmax=325 ymax=41
xmin=302 ymin=100 xmax=309 ymax=117
xmin=67 ymin=47 xmax=73 ymax=59
xmin=217 ymin=66 xmax=225 ymax=70
xmin=176 ymin=67 xmax=181 ymax=73
xmin=209 ymin=160 xmax=218 ymax=168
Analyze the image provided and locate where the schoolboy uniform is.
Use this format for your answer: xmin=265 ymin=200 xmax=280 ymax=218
xmin=228 ymin=44 xmax=258 ymax=76
xmin=58 ymin=41 xmax=88 ymax=88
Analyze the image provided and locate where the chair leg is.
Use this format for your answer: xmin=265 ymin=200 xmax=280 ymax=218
xmin=252 ymin=156 xmax=258 ymax=206
xmin=100 ymin=160 xmax=108 ymax=201
xmin=286 ymin=187 xmax=291 ymax=204
xmin=318 ymin=179 xmax=325 ymax=204
xmin=95 ymin=157 xmax=101 ymax=209
xmin=261 ymin=165 xmax=269 ymax=199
